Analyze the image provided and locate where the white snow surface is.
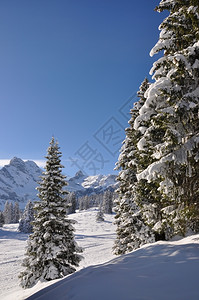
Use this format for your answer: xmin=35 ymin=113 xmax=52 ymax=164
xmin=1 ymin=209 xmax=199 ymax=300
xmin=0 ymin=208 xmax=116 ymax=299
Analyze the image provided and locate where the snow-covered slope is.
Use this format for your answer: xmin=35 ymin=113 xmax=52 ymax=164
xmin=1 ymin=209 xmax=199 ymax=300
xmin=0 ymin=160 xmax=117 ymax=209
xmin=26 ymin=236 xmax=199 ymax=300
xmin=0 ymin=157 xmax=42 ymax=209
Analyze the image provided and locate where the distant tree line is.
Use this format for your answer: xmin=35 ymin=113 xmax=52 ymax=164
xmin=0 ymin=200 xmax=20 ymax=227
xmin=0 ymin=188 xmax=116 ymax=230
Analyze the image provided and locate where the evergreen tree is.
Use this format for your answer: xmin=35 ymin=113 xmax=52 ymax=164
xmin=14 ymin=202 xmax=20 ymax=223
xmin=84 ymin=195 xmax=90 ymax=210
xmin=78 ymin=197 xmax=84 ymax=211
xmin=10 ymin=202 xmax=14 ymax=223
xmin=67 ymin=192 xmax=77 ymax=214
xmin=102 ymin=190 xmax=113 ymax=214
xmin=19 ymin=137 xmax=83 ymax=288
xmin=96 ymin=209 xmax=104 ymax=222
xmin=113 ymin=198 xmax=154 ymax=255
xmin=114 ymin=78 xmax=155 ymax=254
xmin=134 ymin=0 xmax=199 ymax=237
xmin=18 ymin=201 xmax=34 ymax=233
xmin=114 ymin=0 xmax=199 ymax=249
xmin=79 ymin=195 xmax=90 ymax=210
xmin=0 ymin=212 xmax=5 ymax=227
xmin=3 ymin=201 xmax=12 ymax=224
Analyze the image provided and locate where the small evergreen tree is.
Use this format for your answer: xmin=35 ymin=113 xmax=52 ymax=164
xmin=84 ymin=195 xmax=90 ymax=210
xmin=3 ymin=201 xmax=12 ymax=224
xmin=79 ymin=195 xmax=90 ymax=210
xmin=19 ymin=137 xmax=83 ymax=288
xmin=18 ymin=201 xmax=34 ymax=233
xmin=0 ymin=212 xmax=5 ymax=227
xmin=102 ymin=190 xmax=113 ymax=214
xmin=14 ymin=202 xmax=20 ymax=223
xmin=10 ymin=202 xmax=14 ymax=223
xmin=67 ymin=192 xmax=77 ymax=214
xmin=96 ymin=209 xmax=104 ymax=222
xmin=78 ymin=197 xmax=84 ymax=211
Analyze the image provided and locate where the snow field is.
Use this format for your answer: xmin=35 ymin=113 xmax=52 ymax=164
xmin=0 ymin=208 xmax=116 ymax=299
xmin=0 ymin=225 xmax=29 ymax=297
xmin=73 ymin=209 xmax=116 ymax=269
xmin=1 ymin=209 xmax=199 ymax=300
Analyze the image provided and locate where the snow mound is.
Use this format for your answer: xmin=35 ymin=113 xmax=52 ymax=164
xmin=25 ymin=235 xmax=199 ymax=300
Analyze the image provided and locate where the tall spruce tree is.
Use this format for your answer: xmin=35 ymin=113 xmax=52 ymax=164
xmin=134 ymin=0 xmax=199 ymax=238
xmin=19 ymin=137 xmax=82 ymax=288
xmin=114 ymin=79 xmax=155 ymax=255
xmin=115 ymin=0 xmax=199 ymax=254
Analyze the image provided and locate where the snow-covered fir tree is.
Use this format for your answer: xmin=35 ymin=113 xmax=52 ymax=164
xmin=10 ymin=202 xmax=14 ymax=223
xmin=18 ymin=201 xmax=34 ymax=233
xmin=13 ymin=202 xmax=20 ymax=223
xmin=19 ymin=137 xmax=83 ymax=288
xmin=3 ymin=201 xmax=12 ymax=224
xmin=126 ymin=78 xmax=164 ymax=241
xmin=113 ymin=197 xmax=154 ymax=255
xmin=101 ymin=190 xmax=113 ymax=214
xmin=96 ymin=209 xmax=104 ymax=222
xmin=67 ymin=192 xmax=77 ymax=214
xmin=114 ymin=1 xmax=199 ymax=247
xmin=134 ymin=0 xmax=199 ymax=238
xmin=0 ymin=212 xmax=5 ymax=227
xmin=114 ymin=78 xmax=155 ymax=255
xmin=3 ymin=201 xmax=21 ymax=224
xmin=79 ymin=195 xmax=90 ymax=210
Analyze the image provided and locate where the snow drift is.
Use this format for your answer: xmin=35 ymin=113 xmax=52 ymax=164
xmin=26 ymin=235 xmax=199 ymax=300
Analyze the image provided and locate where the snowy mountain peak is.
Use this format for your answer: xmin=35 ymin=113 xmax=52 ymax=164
xmin=67 ymin=173 xmax=118 ymax=195
xmin=9 ymin=157 xmax=26 ymax=172
xmin=0 ymin=158 xmax=43 ymax=209
xmin=74 ymin=170 xmax=85 ymax=179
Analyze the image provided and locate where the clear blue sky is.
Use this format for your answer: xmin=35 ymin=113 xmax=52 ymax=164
xmin=0 ymin=0 xmax=167 ymax=176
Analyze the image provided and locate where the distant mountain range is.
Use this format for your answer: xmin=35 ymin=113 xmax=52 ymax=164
xmin=67 ymin=170 xmax=118 ymax=196
xmin=0 ymin=157 xmax=118 ymax=209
